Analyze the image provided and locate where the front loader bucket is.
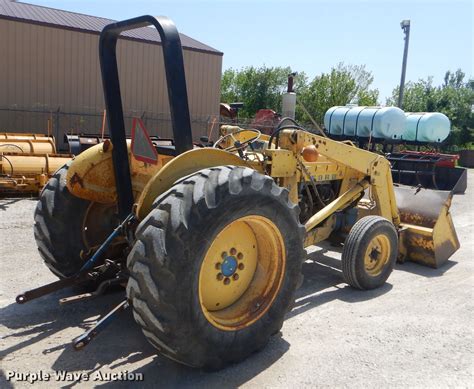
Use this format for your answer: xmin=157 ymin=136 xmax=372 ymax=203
xmin=395 ymin=186 xmax=460 ymax=268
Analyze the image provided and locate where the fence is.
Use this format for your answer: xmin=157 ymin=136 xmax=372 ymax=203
xmin=0 ymin=106 xmax=330 ymax=153
xmin=0 ymin=106 xmax=219 ymax=151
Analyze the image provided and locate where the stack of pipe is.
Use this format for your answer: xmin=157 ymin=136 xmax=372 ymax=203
xmin=0 ymin=133 xmax=72 ymax=196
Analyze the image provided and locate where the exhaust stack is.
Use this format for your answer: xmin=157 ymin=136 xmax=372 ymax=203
xmin=282 ymin=73 xmax=297 ymax=119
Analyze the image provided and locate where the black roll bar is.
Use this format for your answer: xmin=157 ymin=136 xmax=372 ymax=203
xmin=99 ymin=15 xmax=193 ymax=219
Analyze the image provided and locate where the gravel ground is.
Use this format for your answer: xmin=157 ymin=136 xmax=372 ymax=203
xmin=0 ymin=171 xmax=473 ymax=388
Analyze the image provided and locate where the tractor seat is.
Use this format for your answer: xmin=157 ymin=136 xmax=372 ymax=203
xmin=152 ymin=139 xmax=177 ymax=156
xmin=154 ymin=144 xmax=177 ymax=156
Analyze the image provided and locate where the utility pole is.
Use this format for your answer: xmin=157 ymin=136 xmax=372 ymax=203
xmin=398 ymin=19 xmax=411 ymax=108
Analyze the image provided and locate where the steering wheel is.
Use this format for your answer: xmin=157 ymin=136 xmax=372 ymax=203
xmin=213 ymin=129 xmax=261 ymax=152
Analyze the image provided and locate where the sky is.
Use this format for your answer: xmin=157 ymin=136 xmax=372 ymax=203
xmin=25 ymin=0 xmax=473 ymax=102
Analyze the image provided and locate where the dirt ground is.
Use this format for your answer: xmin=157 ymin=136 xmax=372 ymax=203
xmin=1 ymin=171 xmax=473 ymax=388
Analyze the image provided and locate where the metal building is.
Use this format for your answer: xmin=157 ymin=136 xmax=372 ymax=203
xmin=0 ymin=0 xmax=223 ymax=149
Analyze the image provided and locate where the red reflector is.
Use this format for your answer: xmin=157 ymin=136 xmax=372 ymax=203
xmin=131 ymin=117 xmax=158 ymax=165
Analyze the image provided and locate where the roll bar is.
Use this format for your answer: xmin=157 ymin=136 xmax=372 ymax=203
xmin=99 ymin=15 xmax=193 ymax=219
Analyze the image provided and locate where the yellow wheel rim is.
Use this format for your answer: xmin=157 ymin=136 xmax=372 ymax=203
xmin=198 ymin=215 xmax=286 ymax=331
xmin=364 ymin=233 xmax=391 ymax=277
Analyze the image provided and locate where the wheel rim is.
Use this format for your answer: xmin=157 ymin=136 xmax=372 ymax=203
xmin=364 ymin=233 xmax=391 ymax=276
xmin=199 ymin=215 xmax=286 ymax=331
xmin=82 ymin=202 xmax=117 ymax=249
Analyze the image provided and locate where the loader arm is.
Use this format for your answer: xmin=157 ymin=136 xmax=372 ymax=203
xmin=284 ymin=131 xmax=401 ymax=231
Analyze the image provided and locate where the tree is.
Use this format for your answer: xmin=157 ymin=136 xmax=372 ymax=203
xmin=221 ymin=63 xmax=377 ymax=124
xmin=296 ymin=63 xmax=379 ymax=125
xmin=387 ymin=69 xmax=474 ymax=148
xmin=220 ymin=66 xmax=302 ymax=118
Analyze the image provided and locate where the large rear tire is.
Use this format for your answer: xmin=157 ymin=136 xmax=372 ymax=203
xmin=34 ymin=163 xmax=116 ymax=278
xmin=126 ymin=166 xmax=305 ymax=369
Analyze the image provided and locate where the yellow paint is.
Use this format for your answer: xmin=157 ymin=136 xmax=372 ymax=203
xmin=199 ymin=219 xmax=258 ymax=311
xmin=62 ymin=122 xmax=459 ymax=271
xmin=264 ymin=149 xmax=297 ymax=177
xmin=198 ymin=215 xmax=286 ymax=331
xmin=304 ymin=215 xmax=336 ymax=246
xmin=281 ymin=130 xmax=399 ymax=225
xmin=364 ymin=233 xmax=391 ymax=276
xmin=399 ymin=207 xmax=460 ymax=268
xmin=0 ymin=151 xmax=72 ymax=195
xmin=0 ymin=139 xmax=56 ymax=154
xmin=0 ymin=133 xmax=54 ymax=141
xmin=136 ymin=148 xmax=249 ymax=219
xmin=66 ymin=141 xmax=164 ymax=204
xmin=0 ymin=152 xmax=71 ymax=176
xmin=305 ymin=179 xmax=369 ymax=232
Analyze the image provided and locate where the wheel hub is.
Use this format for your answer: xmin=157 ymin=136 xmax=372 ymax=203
xmin=369 ymin=247 xmax=380 ymax=262
xmin=364 ymin=234 xmax=390 ymax=276
xmin=221 ymin=255 xmax=238 ymax=277
xmin=198 ymin=215 xmax=286 ymax=331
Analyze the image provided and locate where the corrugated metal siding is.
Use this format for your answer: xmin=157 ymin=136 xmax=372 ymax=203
xmin=0 ymin=18 xmax=222 ymax=144
xmin=0 ymin=0 xmax=222 ymax=55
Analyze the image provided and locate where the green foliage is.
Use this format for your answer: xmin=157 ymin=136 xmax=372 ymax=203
xmin=297 ymin=63 xmax=379 ymax=124
xmin=220 ymin=63 xmax=377 ymax=122
xmin=387 ymin=69 xmax=474 ymax=148
xmin=220 ymin=66 xmax=299 ymax=118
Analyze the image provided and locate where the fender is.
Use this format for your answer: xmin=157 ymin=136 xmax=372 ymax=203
xmin=66 ymin=144 xmax=252 ymax=218
xmin=66 ymin=141 xmax=163 ymax=204
xmin=136 ymin=148 xmax=251 ymax=219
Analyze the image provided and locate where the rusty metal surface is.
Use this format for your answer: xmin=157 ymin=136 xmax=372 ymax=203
xmin=394 ymin=186 xmax=451 ymax=228
xmin=0 ymin=152 xmax=72 ymax=196
xmin=395 ymin=185 xmax=460 ymax=268
xmin=66 ymin=141 xmax=163 ymax=204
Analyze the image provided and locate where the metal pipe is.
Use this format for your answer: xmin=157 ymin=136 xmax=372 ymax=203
xmin=79 ymin=213 xmax=134 ymax=272
xmin=305 ymin=180 xmax=370 ymax=232
xmin=398 ymin=20 xmax=411 ymax=108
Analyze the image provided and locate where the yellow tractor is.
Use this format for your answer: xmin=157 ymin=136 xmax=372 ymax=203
xmin=17 ymin=16 xmax=459 ymax=370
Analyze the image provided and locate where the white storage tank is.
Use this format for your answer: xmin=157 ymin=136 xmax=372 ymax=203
xmin=324 ymin=106 xmax=406 ymax=140
xmin=403 ymin=112 xmax=451 ymax=143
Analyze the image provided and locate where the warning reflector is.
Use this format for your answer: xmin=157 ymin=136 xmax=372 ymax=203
xmin=131 ymin=117 xmax=158 ymax=165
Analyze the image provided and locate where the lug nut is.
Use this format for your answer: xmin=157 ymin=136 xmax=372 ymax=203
xmin=215 ymin=263 xmax=221 ymax=269
xmin=230 ymin=248 xmax=237 ymax=256
xmin=238 ymin=263 xmax=245 ymax=270
xmin=217 ymin=273 xmax=223 ymax=281
xmin=233 ymin=274 xmax=239 ymax=281
xmin=237 ymin=252 xmax=243 ymax=260
xmin=221 ymin=251 xmax=228 ymax=259
xmin=224 ymin=277 xmax=230 ymax=285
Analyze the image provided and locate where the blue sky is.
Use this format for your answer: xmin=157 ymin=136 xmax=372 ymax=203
xmin=26 ymin=0 xmax=473 ymax=102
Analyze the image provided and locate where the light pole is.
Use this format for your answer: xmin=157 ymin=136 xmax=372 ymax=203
xmin=398 ymin=19 xmax=411 ymax=108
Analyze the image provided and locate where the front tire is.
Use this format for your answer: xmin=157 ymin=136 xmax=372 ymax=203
xmin=126 ymin=166 xmax=305 ymax=369
xmin=342 ymin=216 xmax=398 ymax=290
